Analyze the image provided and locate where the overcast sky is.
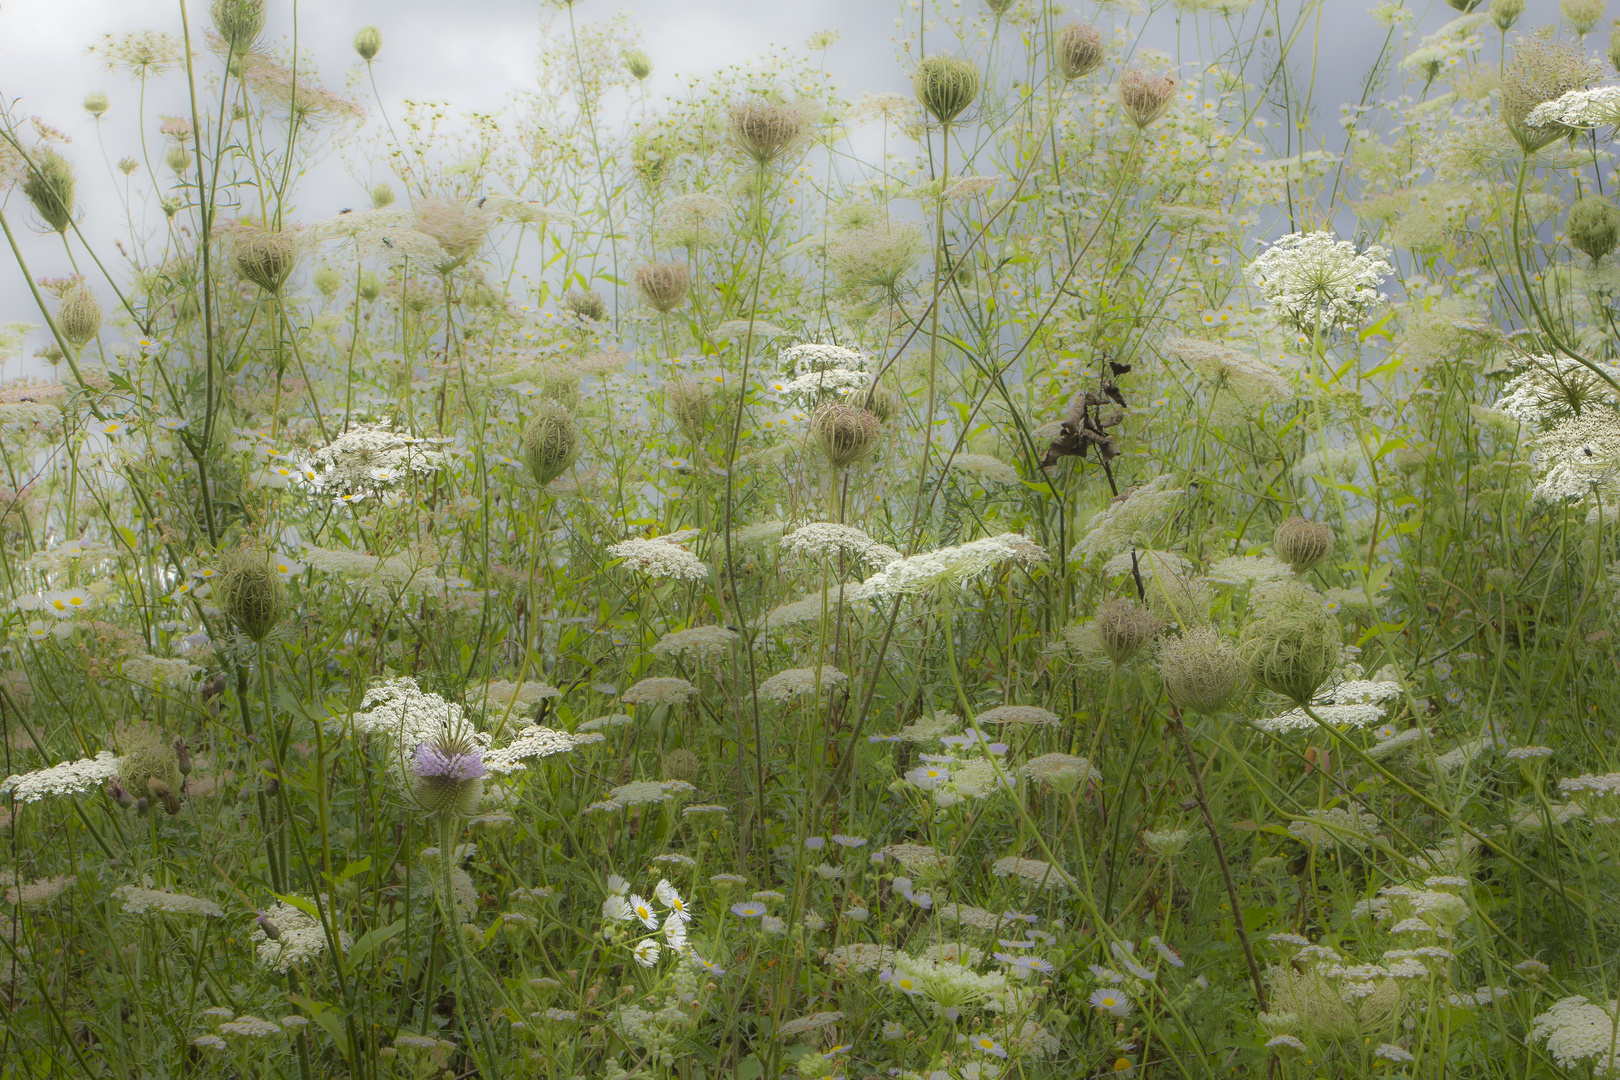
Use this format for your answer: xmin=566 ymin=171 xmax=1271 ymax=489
xmin=0 ymin=0 xmax=1544 ymax=381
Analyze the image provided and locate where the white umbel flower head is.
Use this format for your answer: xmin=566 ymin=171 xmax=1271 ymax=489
xmin=1531 ymin=996 xmax=1620 ymax=1076
xmin=1245 ymin=231 xmax=1393 ymax=332
xmin=1527 ymin=86 xmax=1620 ymax=129
xmin=862 ymin=534 xmax=1047 ymax=597
xmin=300 ymin=421 xmax=446 ymax=498
xmin=607 ymin=536 xmax=709 ymax=582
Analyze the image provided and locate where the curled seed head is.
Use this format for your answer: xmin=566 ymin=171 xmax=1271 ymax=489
xmin=624 ymin=49 xmax=652 ymax=80
xmin=728 ymin=100 xmax=810 ymax=165
xmin=810 ymin=403 xmax=884 ymax=470
xmin=354 ymin=25 xmax=382 ymax=62
xmin=217 ymin=543 xmax=286 ymax=642
xmin=662 ymin=748 xmax=700 ymax=783
xmin=1055 ymin=23 xmax=1106 ymax=80
xmin=56 ymin=282 xmax=102 ymax=348
xmin=561 ymin=289 xmax=609 ymax=322
xmin=522 ymin=401 xmax=579 ymax=487
xmin=634 ymin=262 xmax=691 ymax=312
xmin=1273 ymin=517 xmax=1335 ymax=573
xmin=1240 ymin=585 xmax=1342 ymax=705
xmin=1156 ymin=626 xmax=1244 ymax=715
xmin=84 ymin=92 xmax=110 ymax=118
xmin=211 ymin=0 xmax=266 ymax=56
xmin=232 ymin=227 xmax=298 ymax=293
xmin=1119 ymin=70 xmax=1177 ymax=128
xmin=1093 ymin=597 xmax=1163 ymax=664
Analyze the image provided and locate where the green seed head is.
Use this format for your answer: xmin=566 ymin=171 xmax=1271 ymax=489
xmin=354 ymin=25 xmax=383 ymax=62
xmin=1240 ymin=585 xmax=1342 ymax=706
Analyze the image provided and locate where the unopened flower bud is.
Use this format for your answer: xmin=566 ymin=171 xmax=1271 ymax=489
xmin=370 ymin=182 xmax=394 ymax=209
xmin=135 ymin=796 xmax=150 ymax=817
xmin=23 ymin=148 xmax=76 ymax=234
xmin=624 ymin=49 xmax=652 ymax=81
xmin=261 ymin=760 xmax=279 ymax=796
xmin=84 ymin=92 xmax=110 ymax=118
xmin=148 ymin=777 xmax=181 ymax=815
xmin=256 ymin=912 xmax=281 ymax=940
xmin=216 ymin=543 xmax=286 ymax=642
xmin=913 ymin=56 xmax=981 ymax=124
xmin=1568 ymin=196 xmax=1620 ymax=264
xmin=174 ymin=738 xmax=193 ymax=777
xmin=354 ymin=25 xmax=383 ymax=62
xmin=106 ymin=778 xmax=134 ymax=810
xmin=56 ymin=282 xmax=102 ymax=347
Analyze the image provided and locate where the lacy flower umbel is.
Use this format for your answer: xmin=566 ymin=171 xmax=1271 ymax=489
xmin=1244 ymin=231 xmax=1393 ymax=334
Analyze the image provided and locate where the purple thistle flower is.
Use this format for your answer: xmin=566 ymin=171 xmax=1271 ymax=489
xmin=412 ymin=740 xmax=488 ymax=781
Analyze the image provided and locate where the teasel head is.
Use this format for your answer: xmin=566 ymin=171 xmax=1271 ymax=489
xmin=22 ymin=147 xmax=76 ymax=234
xmin=522 ymin=400 xmax=579 ymax=488
xmin=1119 ymin=70 xmax=1177 ymax=128
xmin=1156 ymin=626 xmax=1244 ymax=716
xmin=409 ymin=729 xmax=488 ymax=817
xmin=634 ymin=261 xmax=690 ymax=313
xmin=211 ymin=0 xmax=266 ymax=56
xmin=56 ymin=281 xmax=102 ymax=348
xmin=728 ymin=99 xmax=810 ymax=166
xmin=1240 ymin=586 xmax=1342 ymax=706
xmin=1055 ymin=23 xmax=1106 ymax=80
xmin=1273 ymin=517 xmax=1334 ymax=573
xmin=913 ymin=56 xmax=981 ymax=124
xmin=217 ymin=543 xmax=286 ymax=643
xmin=232 ymin=227 xmax=298 ymax=293
xmin=1094 ymin=597 xmax=1162 ymax=664
xmin=810 ymin=403 xmax=884 ymax=470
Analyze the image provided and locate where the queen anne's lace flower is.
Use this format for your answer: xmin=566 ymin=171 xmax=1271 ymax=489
xmin=115 ymin=886 xmax=224 ymax=917
xmin=1072 ymin=477 xmax=1184 ymax=560
xmin=608 ymin=537 xmax=709 ymax=581
xmin=1245 ymin=231 xmax=1393 ymax=331
xmin=252 ymin=898 xmax=351 ymax=972
xmin=862 ymin=534 xmax=1046 ymax=597
xmin=301 ymin=421 xmax=445 ymax=498
xmin=1532 ymin=996 xmax=1620 ymax=1076
xmin=756 ymin=666 xmax=848 ymax=701
xmin=0 ymin=751 xmax=122 ymax=803
xmin=780 ymin=523 xmax=902 ymax=568
xmin=1527 ymin=86 xmax=1620 ymax=129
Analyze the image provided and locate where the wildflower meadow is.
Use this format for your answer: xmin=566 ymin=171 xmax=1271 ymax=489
xmin=6 ymin=0 xmax=1620 ymax=1077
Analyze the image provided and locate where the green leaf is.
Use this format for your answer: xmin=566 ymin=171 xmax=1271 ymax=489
xmin=285 ymin=994 xmax=354 ymax=1060
xmin=736 ymin=1054 xmax=763 ymax=1080
xmin=346 ymin=918 xmax=404 ymax=966
xmin=273 ymin=893 xmax=321 ymax=920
